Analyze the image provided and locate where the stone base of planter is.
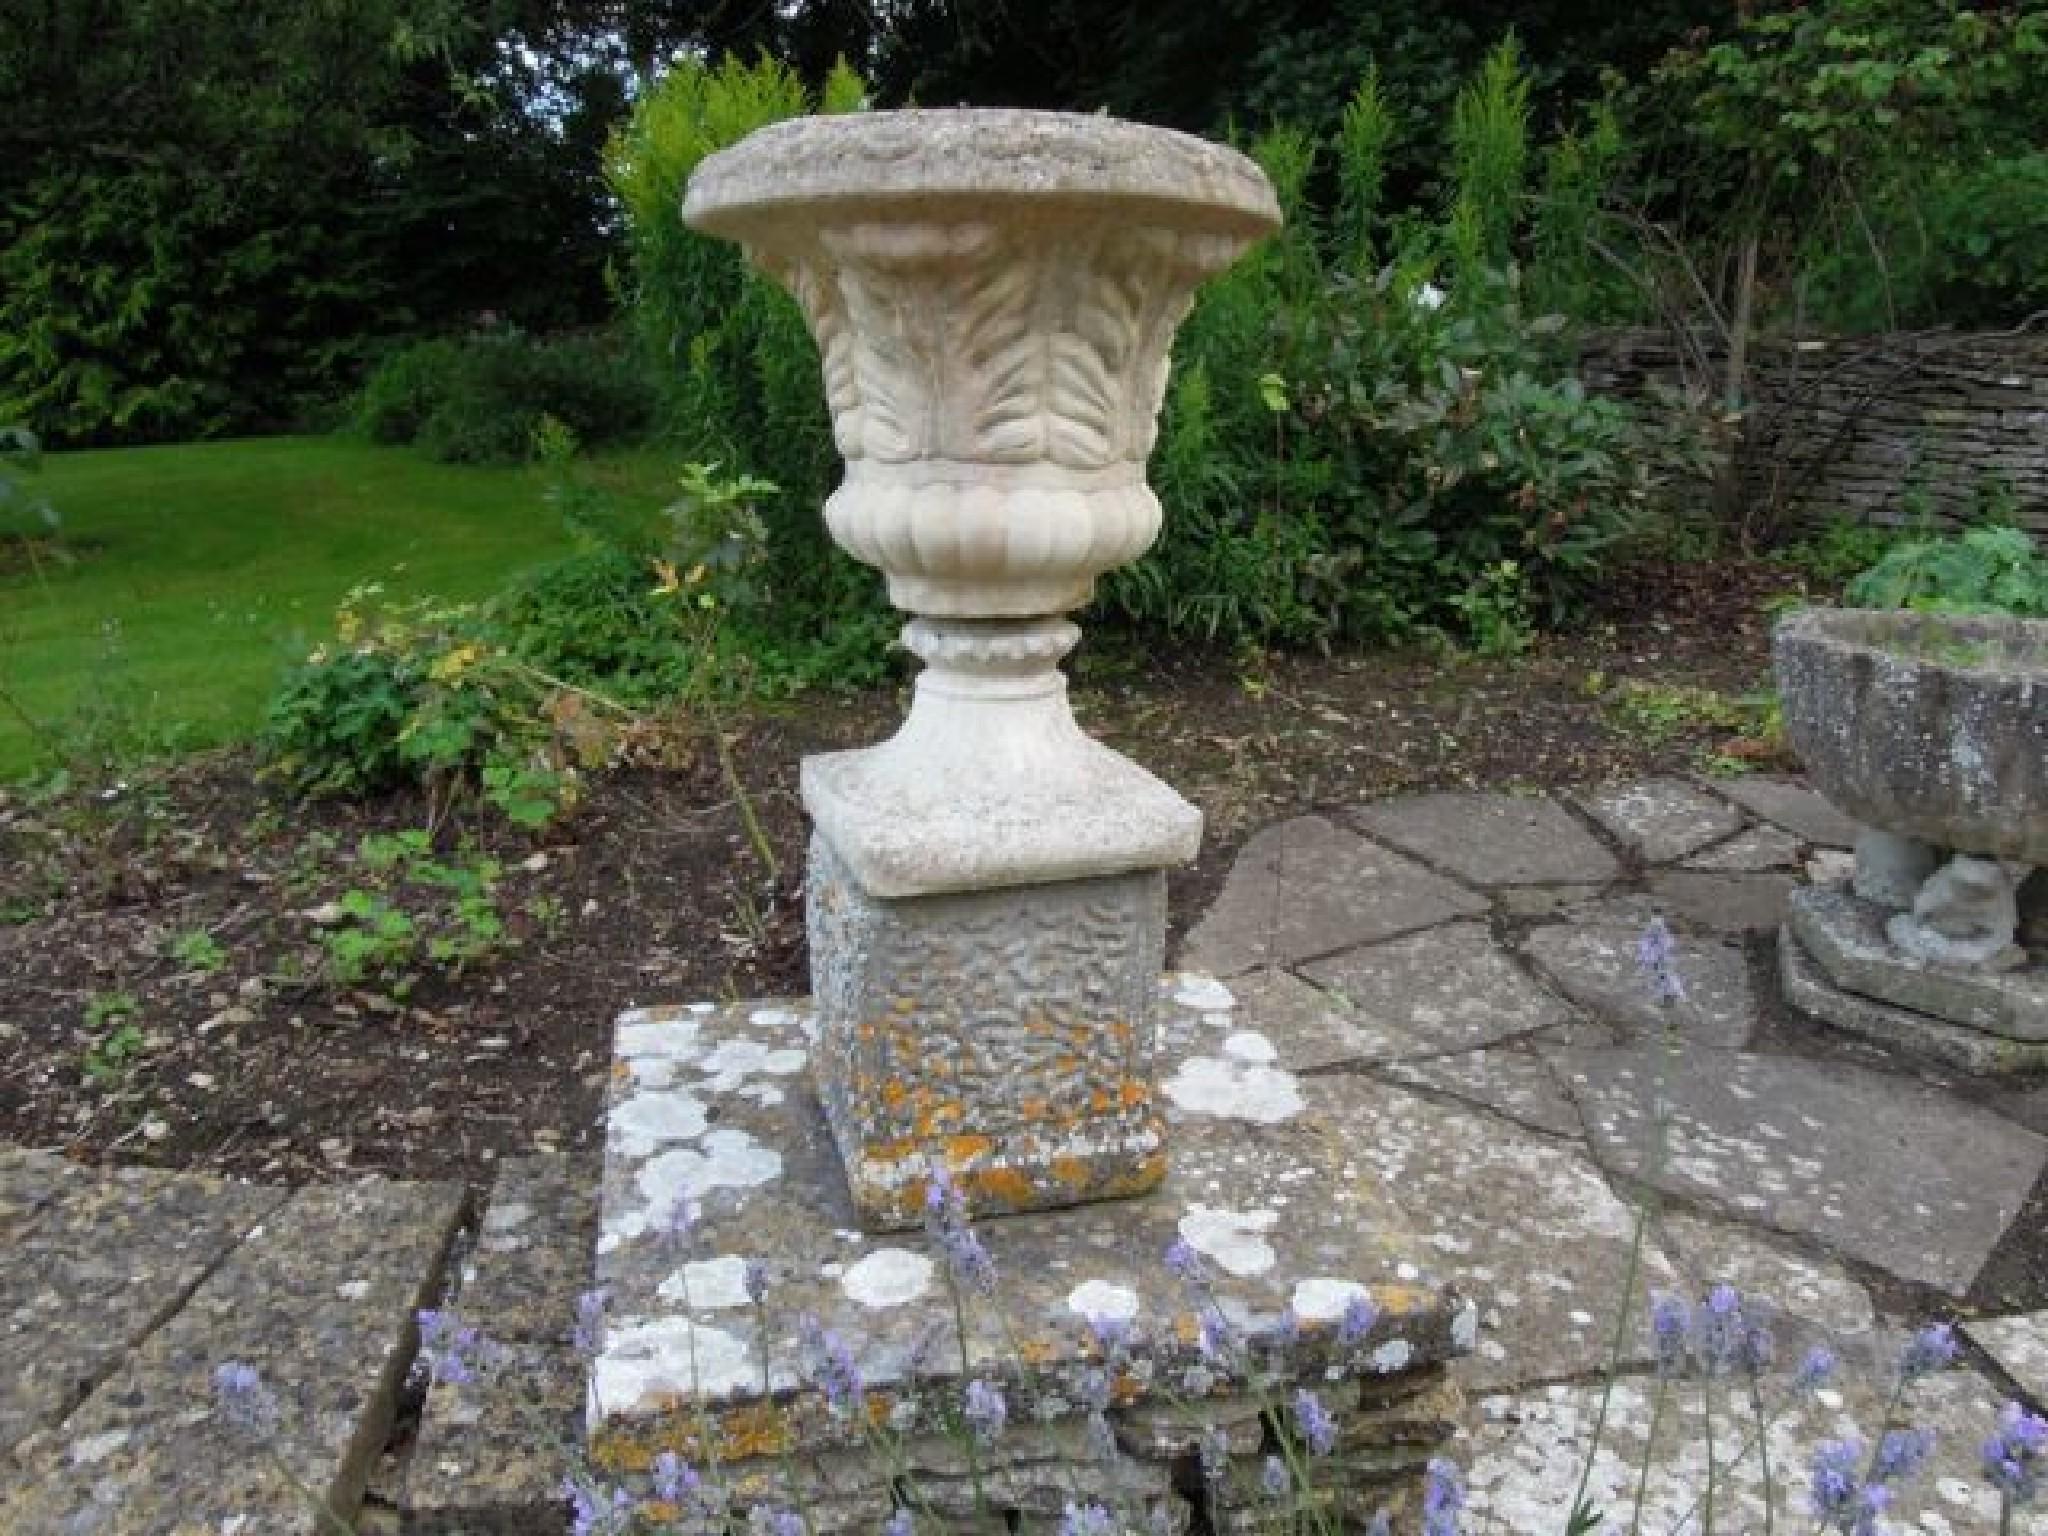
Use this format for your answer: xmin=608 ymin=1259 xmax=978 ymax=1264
xmin=589 ymin=985 xmax=1474 ymax=1534
xmin=807 ymin=831 xmax=1172 ymax=1229
xmin=1786 ymin=884 xmax=2048 ymax=1041
xmin=1780 ymin=923 xmax=2048 ymax=1076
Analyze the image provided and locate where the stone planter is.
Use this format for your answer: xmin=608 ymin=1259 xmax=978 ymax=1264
xmin=1773 ymin=606 xmax=2048 ymax=1069
xmin=685 ymin=110 xmax=1280 ymax=1222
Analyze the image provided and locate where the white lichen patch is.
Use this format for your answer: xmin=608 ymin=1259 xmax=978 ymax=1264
xmin=1221 ymin=1031 xmax=1278 ymax=1065
xmin=611 ymin=1091 xmax=709 ymax=1150
xmin=696 ymin=1038 xmax=808 ymax=1093
xmin=839 ymin=1248 xmax=935 ymax=1309
xmin=1179 ymin=1204 xmax=1280 ymax=1277
xmin=1370 ymin=1338 xmax=1413 ymax=1373
xmin=1173 ymin=974 xmax=1237 ymax=1012
xmin=1067 ymin=1279 xmax=1141 ymax=1323
xmin=1162 ymin=1055 xmax=1303 ymax=1124
xmin=1453 ymin=1300 xmax=1480 ymax=1351
xmin=616 ymin=1016 xmax=704 ymax=1062
xmin=635 ymin=1128 xmax=783 ymax=1217
xmin=1290 ymin=1276 xmax=1371 ymax=1323
xmin=68 ymin=1429 xmax=131 ymax=1466
xmin=592 ymin=1315 xmax=754 ymax=1412
xmin=657 ymin=1254 xmax=753 ymax=1310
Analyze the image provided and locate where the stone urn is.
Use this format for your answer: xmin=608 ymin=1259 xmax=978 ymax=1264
xmin=1773 ymin=606 xmax=2048 ymax=1070
xmin=684 ymin=111 xmax=1280 ymax=1224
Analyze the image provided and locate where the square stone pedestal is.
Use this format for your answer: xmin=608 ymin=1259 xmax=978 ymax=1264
xmin=589 ymin=979 xmax=1474 ymax=1533
xmin=807 ymin=832 xmax=1170 ymax=1229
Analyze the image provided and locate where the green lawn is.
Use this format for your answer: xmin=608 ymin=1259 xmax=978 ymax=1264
xmin=0 ymin=436 xmax=593 ymax=778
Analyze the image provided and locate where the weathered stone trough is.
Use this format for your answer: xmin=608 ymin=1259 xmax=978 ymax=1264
xmin=1774 ymin=606 xmax=2048 ymax=1071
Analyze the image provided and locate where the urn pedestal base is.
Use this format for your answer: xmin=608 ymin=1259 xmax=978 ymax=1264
xmin=807 ymin=831 xmax=1169 ymax=1230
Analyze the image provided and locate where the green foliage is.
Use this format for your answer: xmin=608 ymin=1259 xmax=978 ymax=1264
xmin=1844 ymin=526 xmax=2048 ymax=618
xmin=168 ymin=929 xmax=228 ymax=975
xmin=1109 ymin=41 xmax=1711 ymax=652
xmin=318 ymin=829 xmax=511 ymax=992
xmin=81 ymin=989 xmax=143 ymax=1082
xmin=355 ymin=332 xmax=655 ymax=465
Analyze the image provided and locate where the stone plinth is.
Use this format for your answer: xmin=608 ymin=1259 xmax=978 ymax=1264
xmin=589 ymin=982 xmax=1473 ymax=1531
xmin=683 ymin=110 xmax=1279 ymax=1224
xmin=809 ymin=834 xmax=1167 ymax=1229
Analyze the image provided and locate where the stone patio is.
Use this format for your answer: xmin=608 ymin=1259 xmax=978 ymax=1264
xmin=6 ymin=774 xmax=2046 ymax=1532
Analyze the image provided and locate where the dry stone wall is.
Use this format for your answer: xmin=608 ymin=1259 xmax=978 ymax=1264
xmin=1580 ymin=327 xmax=2048 ymax=535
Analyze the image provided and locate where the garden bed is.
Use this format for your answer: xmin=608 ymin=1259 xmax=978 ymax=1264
xmin=0 ymin=557 xmax=1799 ymax=1191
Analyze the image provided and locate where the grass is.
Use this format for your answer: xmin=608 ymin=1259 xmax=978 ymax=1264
xmin=0 ymin=436 xmax=600 ymax=778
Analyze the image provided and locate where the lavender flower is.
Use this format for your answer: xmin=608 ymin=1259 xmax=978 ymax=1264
xmin=1809 ymin=1437 xmax=1867 ymax=1525
xmin=798 ymin=1314 xmax=864 ymax=1419
xmin=1261 ymin=1455 xmax=1290 ymax=1499
xmin=1196 ymin=1308 xmax=1241 ymax=1367
xmin=1649 ymin=1293 xmax=1691 ymax=1378
xmin=1900 ymin=1321 xmax=1959 ymax=1380
xmin=1849 ymin=1482 xmax=1891 ymax=1536
xmin=661 ymin=1195 xmax=699 ymax=1250
xmin=417 ymin=1307 xmax=503 ymax=1387
xmin=563 ymin=1478 xmax=637 ymax=1536
xmin=1058 ymin=1500 xmax=1116 ymax=1536
xmin=210 ymin=1360 xmax=281 ymax=1437
xmin=1338 ymin=1294 xmax=1380 ymax=1348
xmin=963 ymin=1378 xmax=1008 ymax=1444
xmin=1422 ymin=1456 xmax=1464 ymax=1536
xmin=1086 ymin=1311 xmax=1134 ymax=1360
xmin=1294 ymin=1388 xmax=1338 ymax=1457
xmin=1982 ymin=1400 xmax=2047 ymax=1504
xmin=1164 ymin=1238 xmax=1205 ymax=1284
xmin=1795 ymin=1345 xmax=1839 ymax=1392
xmin=1694 ymin=1283 xmax=1745 ymax=1374
xmin=744 ymin=1259 xmax=770 ymax=1306
xmin=652 ymin=1451 xmax=699 ymax=1505
xmin=883 ymin=1510 xmax=915 ymax=1536
xmin=1077 ymin=1366 xmax=1113 ymax=1414
xmin=746 ymin=1504 xmax=803 ymax=1536
xmin=923 ymin=1167 xmax=997 ymax=1295
xmin=1874 ymin=1426 xmax=1937 ymax=1482
xmin=572 ymin=1287 xmax=610 ymax=1358
xmin=1635 ymin=916 xmax=1686 ymax=1004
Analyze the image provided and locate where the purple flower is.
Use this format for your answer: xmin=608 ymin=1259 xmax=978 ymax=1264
xmin=1197 ymin=1307 xmax=1241 ymax=1367
xmin=1423 ymin=1457 xmax=1464 ymax=1536
xmin=1795 ymin=1345 xmax=1839 ymax=1392
xmin=1849 ymin=1481 xmax=1891 ymax=1536
xmin=1164 ymin=1238 xmax=1205 ymax=1284
xmin=661 ymin=1195 xmax=699 ymax=1249
xmin=210 ymin=1360 xmax=281 ymax=1436
xmin=1874 ymin=1426 xmax=1936 ymax=1483
xmin=1077 ymin=1366 xmax=1113 ymax=1414
xmin=562 ymin=1478 xmax=637 ymax=1536
xmin=746 ymin=1505 xmax=803 ymax=1536
xmin=1809 ymin=1436 xmax=1866 ymax=1523
xmin=923 ymin=1167 xmax=997 ymax=1295
xmin=1261 ymin=1455 xmax=1290 ymax=1498
xmin=1338 ymin=1294 xmax=1380 ymax=1347
xmin=1982 ymin=1400 xmax=2047 ymax=1504
xmin=1085 ymin=1311 xmax=1133 ymax=1360
xmin=1635 ymin=917 xmax=1686 ymax=1004
xmin=417 ymin=1307 xmax=503 ymax=1387
xmin=1695 ymin=1283 xmax=1745 ymax=1374
xmin=1650 ymin=1293 xmax=1691 ymax=1378
xmin=963 ymin=1378 xmax=1007 ymax=1444
xmin=652 ymin=1451 xmax=699 ymax=1505
xmin=883 ymin=1511 xmax=915 ymax=1536
xmin=1058 ymin=1501 xmax=1116 ymax=1536
xmin=1900 ymin=1321 xmax=1958 ymax=1380
xmin=572 ymin=1288 xmax=609 ymax=1358
xmin=798 ymin=1314 xmax=863 ymax=1419
xmin=744 ymin=1259 xmax=769 ymax=1306
xmin=1294 ymin=1388 xmax=1338 ymax=1457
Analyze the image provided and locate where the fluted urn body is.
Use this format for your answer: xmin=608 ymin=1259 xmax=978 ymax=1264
xmin=685 ymin=110 xmax=1279 ymax=1225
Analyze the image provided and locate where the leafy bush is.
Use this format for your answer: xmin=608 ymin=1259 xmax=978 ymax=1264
xmin=1844 ymin=525 xmax=2048 ymax=617
xmin=354 ymin=331 xmax=655 ymax=464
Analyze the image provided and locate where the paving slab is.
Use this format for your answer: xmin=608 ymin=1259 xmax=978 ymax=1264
xmin=1553 ymin=1046 xmax=2048 ymax=1294
xmin=1348 ymin=792 xmax=1620 ymax=887
xmin=1655 ymin=1209 xmax=1879 ymax=1369
xmin=1301 ymin=1075 xmax=1679 ymax=1392
xmin=1161 ymin=968 xmax=1409 ymax=1071
xmin=0 ymin=1148 xmax=287 ymax=1456
xmin=1301 ymin=921 xmax=1583 ymax=1058
xmin=3 ymin=1177 xmax=465 ymax=1536
xmin=1647 ymin=869 xmax=1798 ymax=935
xmin=1712 ymin=774 xmax=1861 ymax=848
xmin=1521 ymin=922 xmax=1759 ymax=1048
xmin=1459 ymin=1367 xmax=2041 ymax=1534
xmin=403 ymin=1156 xmax=597 ymax=1533
xmin=1682 ymin=822 xmax=1804 ymax=872
xmin=1576 ymin=778 xmax=1746 ymax=864
xmin=1782 ymin=927 xmax=2048 ymax=1075
xmin=1378 ymin=1047 xmax=1587 ymax=1140
xmin=1178 ymin=815 xmax=1485 ymax=977
xmin=1966 ymin=1312 xmax=2048 ymax=1406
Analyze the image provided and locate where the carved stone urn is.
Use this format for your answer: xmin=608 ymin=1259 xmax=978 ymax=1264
xmin=684 ymin=110 xmax=1280 ymax=1225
